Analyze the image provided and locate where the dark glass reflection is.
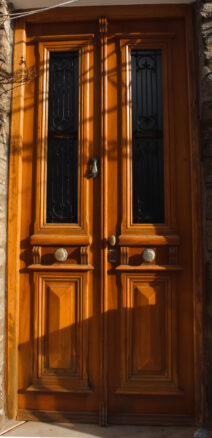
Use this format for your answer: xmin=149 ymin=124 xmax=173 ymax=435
xmin=46 ymin=51 xmax=78 ymax=224
xmin=131 ymin=50 xmax=164 ymax=224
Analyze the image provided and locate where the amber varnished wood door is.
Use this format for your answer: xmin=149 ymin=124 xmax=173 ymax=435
xmin=17 ymin=20 xmax=102 ymax=423
xmin=104 ymin=18 xmax=196 ymax=425
xmin=12 ymin=7 xmax=203 ymax=426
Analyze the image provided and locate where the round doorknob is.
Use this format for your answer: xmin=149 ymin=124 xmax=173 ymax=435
xmin=54 ymin=248 xmax=68 ymax=262
xmin=142 ymin=248 xmax=155 ymax=263
xmin=108 ymin=235 xmax=116 ymax=247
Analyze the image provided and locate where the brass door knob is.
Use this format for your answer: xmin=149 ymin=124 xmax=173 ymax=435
xmin=108 ymin=235 xmax=116 ymax=247
xmin=142 ymin=248 xmax=155 ymax=263
xmin=54 ymin=248 xmax=68 ymax=262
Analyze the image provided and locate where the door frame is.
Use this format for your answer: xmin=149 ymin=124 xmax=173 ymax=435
xmin=6 ymin=4 xmax=205 ymax=424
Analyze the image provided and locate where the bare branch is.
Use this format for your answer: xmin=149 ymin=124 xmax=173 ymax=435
xmin=0 ymin=57 xmax=37 ymax=96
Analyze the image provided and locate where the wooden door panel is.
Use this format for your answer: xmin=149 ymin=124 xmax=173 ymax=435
xmin=29 ymin=272 xmax=91 ymax=392
xmin=18 ymin=22 xmax=100 ymax=417
xmin=117 ymin=273 xmax=180 ymax=395
xmin=44 ymin=280 xmax=80 ymax=372
xmin=106 ymin=18 xmax=195 ymax=422
xmin=13 ymin=10 xmax=202 ymax=424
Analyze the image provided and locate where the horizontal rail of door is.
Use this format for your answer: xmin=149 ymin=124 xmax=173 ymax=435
xmin=28 ymin=264 xmax=94 ymax=271
xmin=118 ymin=234 xmax=180 ymax=246
xmin=30 ymin=233 xmax=92 ymax=246
xmin=115 ymin=264 xmax=182 ymax=271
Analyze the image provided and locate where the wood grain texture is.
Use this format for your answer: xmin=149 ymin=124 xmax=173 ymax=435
xmin=30 ymin=234 xmax=92 ymax=246
xmin=28 ymin=264 xmax=94 ymax=271
xmin=17 ymin=409 xmax=98 ymax=423
xmin=106 ymin=14 xmax=197 ymax=421
xmin=6 ymin=20 xmax=26 ymax=419
xmin=25 ymin=385 xmax=93 ymax=393
xmin=184 ymin=8 xmax=206 ymax=425
xmin=29 ymin=273 xmax=90 ymax=392
xmin=108 ymin=413 xmax=194 ymax=426
xmin=99 ymin=16 xmax=108 ymax=427
xmin=14 ymin=21 xmax=100 ymax=417
xmin=118 ymin=234 xmax=180 ymax=246
xmin=7 ymin=5 xmax=204 ymax=425
xmin=117 ymin=274 xmax=180 ymax=395
xmin=116 ymin=265 xmax=182 ymax=271
xmin=18 ymin=5 xmax=193 ymax=24
xmin=16 ymin=410 xmax=193 ymax=426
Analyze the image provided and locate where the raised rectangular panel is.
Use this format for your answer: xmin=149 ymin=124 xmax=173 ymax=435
xmin=118 ymin=273 xmax=181 ymax=395
xmin=31 ymin=272 xmax=91 ymax=392
xmin=45 ymin=281 xmax=80 ymax=371
xmin=132 ymin=283 xmax=165 ymax=374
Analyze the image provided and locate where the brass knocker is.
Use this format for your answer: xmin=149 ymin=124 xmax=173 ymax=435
xmin=89 ymin=158 xmax=99 ymax=178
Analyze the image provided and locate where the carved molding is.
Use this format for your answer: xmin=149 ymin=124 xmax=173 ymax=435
xmin=80 ymin=246 xmax=88 ymax=265
xmin=169 ymin=246 xmax=178 ymax=264
xmin=99 ymin=400 xmax=107 ymax=426
xmin=33 ymin=246 xmax=41 ymax=264
xmin=120 ymin=246 xmax=129 ymax=265
xmin=118 ymin=273 xmax=180 ymax=395
xmin=32 ymin=272 xmax=91 ymax=391
xmin=99 ymin=17 xmax=108 ymax=34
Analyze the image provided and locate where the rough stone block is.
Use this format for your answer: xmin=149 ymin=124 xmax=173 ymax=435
xmin=194 ymin=429 xmax=211 ymax=438
xmin=203 ymin=159 xmax=212 ymax=184
xmin=206 ymin=221 xmax=212 ymax=250
xmin=206 ymin=188 xmax=212 ymax=219
xmin=0 ymin=0 xmax=13 ymax=426
xmin=0 ymin=223 xmax=6 ymax=247
xmin=201 ymin=100 xmax=212 ymax=123
xmin=201 ymin=127 xmax=212 ymax=157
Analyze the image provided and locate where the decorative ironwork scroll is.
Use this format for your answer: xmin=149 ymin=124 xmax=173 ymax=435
xmin=131 ymin=50 xmax=164 ymax=224
xmin=46 ymin=51 xmax=78 ymax=223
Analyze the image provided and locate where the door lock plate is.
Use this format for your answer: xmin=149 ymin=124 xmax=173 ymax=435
xmin=108 ymin=248 xmax=117 ymax=263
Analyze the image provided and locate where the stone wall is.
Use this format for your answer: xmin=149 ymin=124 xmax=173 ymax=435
xmin=0 ymin=0 xmax=12 ymax=428
xmin=198 ymin=0 xmax=212 ymax=423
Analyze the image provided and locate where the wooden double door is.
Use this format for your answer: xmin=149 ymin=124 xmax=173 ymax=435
xmin=12 ymin=6 xmax=203 ymax=425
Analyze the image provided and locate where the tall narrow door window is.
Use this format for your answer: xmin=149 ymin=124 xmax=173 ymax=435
xmin=131 ymin=50 xmax=164 ymax=224
xmin=46 ymin=51 xmax=78 ymax=224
